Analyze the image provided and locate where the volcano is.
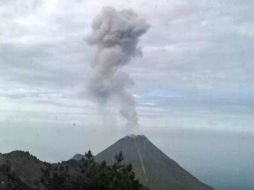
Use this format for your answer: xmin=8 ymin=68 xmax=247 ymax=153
xmin=94 ymin=135 xmax=214 ymax=190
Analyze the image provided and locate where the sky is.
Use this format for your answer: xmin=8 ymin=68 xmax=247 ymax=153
xmin=0 ymin=0 xmax=254 ymax=189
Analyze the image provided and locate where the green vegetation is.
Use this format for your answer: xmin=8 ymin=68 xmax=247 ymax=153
xmin=0 ymin=162 xmax=33 ymax=190
xmin=0 ymin=150 xmax=148 ymax=190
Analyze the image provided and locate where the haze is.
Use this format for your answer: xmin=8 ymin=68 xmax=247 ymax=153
xmin=0 ymin=1 xmax=254 ymax=190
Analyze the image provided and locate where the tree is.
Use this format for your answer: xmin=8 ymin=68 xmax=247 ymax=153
xmin=114 ymin=151 xmax=124 ymax=164
xmin=3 ymin=150 xmax=148 ymax=190
xmin=0 ymin=163 xmax=32 ymax=190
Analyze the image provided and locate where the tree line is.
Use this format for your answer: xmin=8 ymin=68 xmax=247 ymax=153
xmin=0 ymin=151 xmax=149 ymax=190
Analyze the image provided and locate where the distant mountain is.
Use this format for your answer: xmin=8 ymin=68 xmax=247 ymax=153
xmin=94 ymin=135 xmax=215 ymax=190
xmin=72 ymin=153 xmax=85 ymax=161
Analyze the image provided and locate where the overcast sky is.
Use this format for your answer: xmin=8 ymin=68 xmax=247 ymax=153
xmin=0 ymin=1 xmax=254 ymax=186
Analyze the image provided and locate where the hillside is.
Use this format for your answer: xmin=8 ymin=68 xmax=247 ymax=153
xmin=95 ymin=135 xmax=215 ymax=190
xmin=0 ymin=151 xmax=43 ymax=188
xmin=0 ymin=150 xmax=147 ymax=190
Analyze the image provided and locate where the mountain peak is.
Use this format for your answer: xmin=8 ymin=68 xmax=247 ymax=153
xmin=95 ymin=135 xmax=214 ymax=190
xmin=72 ymin=153 xmax=85 ymax=161
xmin=127 ymin=134 xmax=146 ymax=138
xmin=124 ymin=134 xmax=147 ymax=140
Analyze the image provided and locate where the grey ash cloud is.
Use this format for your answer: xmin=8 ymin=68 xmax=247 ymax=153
xmin=0 ymin=3 xmax=254 ymax=189
xmin=86 ymin=7 xmax=149 ymax=132
xmin=0 ymin=0 xmax=253 ymax=160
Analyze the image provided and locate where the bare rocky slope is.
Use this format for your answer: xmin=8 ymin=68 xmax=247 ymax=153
xmin=94 ymin=135 xmax=215 ymax=190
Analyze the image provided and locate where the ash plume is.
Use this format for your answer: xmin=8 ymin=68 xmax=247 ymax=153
xmin=87 ymin=7 xmax=149 ymax=132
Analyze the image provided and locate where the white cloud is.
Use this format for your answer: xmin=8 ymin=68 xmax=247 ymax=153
xmin=0 ymin=0 xmax=254 ymax=161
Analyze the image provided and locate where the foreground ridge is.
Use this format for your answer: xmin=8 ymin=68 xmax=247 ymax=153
xmin=0 ymin=150 xmax=148 ymax=190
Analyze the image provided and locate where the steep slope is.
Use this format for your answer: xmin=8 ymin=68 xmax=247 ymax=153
xmin=95 ymin=135 xmax=214 ymax=190
xmin=0 ymin=151 xmax=44 ymax=187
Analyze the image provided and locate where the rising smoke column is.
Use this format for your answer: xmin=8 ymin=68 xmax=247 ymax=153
xmin=87 ymin=7 xmax=149 ymax=132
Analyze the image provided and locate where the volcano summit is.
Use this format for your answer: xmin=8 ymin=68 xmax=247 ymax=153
xmin=75 ymin=135 xmax=215 ymax=190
